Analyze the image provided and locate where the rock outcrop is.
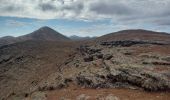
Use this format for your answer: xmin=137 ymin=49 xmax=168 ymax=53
xmin=100 ymin=40 xmax=167 ymax=47
xmin=63 ymin=44 xmax=170 ymax=91
xmin=75 ymin=66 xmax=170 ymax=91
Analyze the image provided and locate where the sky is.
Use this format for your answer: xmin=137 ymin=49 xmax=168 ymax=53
xmin=0 ymin=0 xmax=170 ymax=37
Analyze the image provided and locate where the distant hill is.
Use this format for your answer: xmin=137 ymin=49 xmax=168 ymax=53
xmin=69 ymin=35 xmax=92 ymax=41
xmin=0 ymin=26 xmax=70 ymax=46
xmin=96 ymin=29 xmax=170 ymax=43
xmin=0 ymin=36 xmax=17 ymax=47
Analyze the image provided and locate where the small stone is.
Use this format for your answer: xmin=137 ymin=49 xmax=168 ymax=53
xmin=96 ymin=53 xmax=103 ymax=59
xmin=31 ymin=92 xmax=47 ymax=100
xmin=76 ymin=94 xmax=90 ymax=100
xmin=84 ymin=56 xmax=93 ymax=62
xmin=105 ymin=94 xmax=119 ymax=100
xmin=103 ymin=54 xmax=113 ymax=60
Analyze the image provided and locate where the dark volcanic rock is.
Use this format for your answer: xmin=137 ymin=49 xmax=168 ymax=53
xmin=103 ymin=54 xmax=113 ymax=60
xmin=162 ymin=57 xmax=170 ymax=62
xmin=0 ymin=55 xmax=12 ymax=64
xmin=95 ymin=53 xmax=103 ymax=59
xmin=100 ymin=40 xmax=166 ymax=47
xmin=79 ymin=45 xmax=101 ymax=55
xmin=84 ymin=55 xmax=94 ymax=62
xmin=75 ymin=67 xmax=170 ymax=91
xmin=143 ymin=61 xmax=170 ymax=65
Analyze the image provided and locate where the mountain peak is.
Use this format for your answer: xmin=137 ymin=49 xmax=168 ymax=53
xmin=18 ymin=26 xmax=70 ymax=41
xmin=35 ymin=26 xmax=58 ymax=33
xmin=39 ymin=26 xmax=53 ymax=30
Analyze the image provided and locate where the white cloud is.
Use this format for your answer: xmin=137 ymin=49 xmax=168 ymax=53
xmin=0 ymin=0 xmax=170 ymax=28
xmin=5 ymin=20 xmax=30 ymax=27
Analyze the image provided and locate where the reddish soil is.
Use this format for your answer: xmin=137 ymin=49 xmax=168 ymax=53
xmin=130 ymin=45 xmax=170 ymax=56
xmin=152 ymin=66 xmax=170 ymax=72
xmin=47 ymin=85 xmax=170 ymax=100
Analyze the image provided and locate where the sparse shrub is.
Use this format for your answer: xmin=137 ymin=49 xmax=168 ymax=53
xmin=24 ymin=93 xmax=29 ymax=97
xmin=162 ymin=56 xmax=170 ymax=62
xmin=64 ymin=78 xmax=72 ymax=84
xmin=11 ymin=92 xmax=16 ymax=96
xmin=142 ymin=62 xmax=149 ymax=65
xmin=124 ymin=52 xmax=132 ymax=55
xmin=57 ymin=83 xmax=65 ymax=89
xmin=48 ymin=86 xmax=54 ymax=90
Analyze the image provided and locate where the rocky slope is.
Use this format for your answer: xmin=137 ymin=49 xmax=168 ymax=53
xmin=0 ymin=40 xmax=77 ymax=100
xmin=0 ymin=36 xmax=17 ymax=47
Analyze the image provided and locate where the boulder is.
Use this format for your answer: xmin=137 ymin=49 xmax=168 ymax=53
xmin=95 ymin=53 xmax=103 ymax=59
xmin=0 ymin=55 xmax=12 ymax=64
xmin=84 ymin=56 xmax=94 ymax=62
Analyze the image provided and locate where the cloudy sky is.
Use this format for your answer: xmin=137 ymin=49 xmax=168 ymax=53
xmin=0 ymin=0 xmax=170 ymax=37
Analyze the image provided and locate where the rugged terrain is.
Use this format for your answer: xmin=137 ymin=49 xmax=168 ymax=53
xmin=0 ymin=27 xmax=170 ymax=100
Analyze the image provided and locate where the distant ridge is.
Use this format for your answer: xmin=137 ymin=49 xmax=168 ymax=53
xmin=1 ymin=29 xmax=170 ymax=47
xmin=69 ymin=35 xmax=92 ymax=41
xmin=96 ymin=29 xmax=170 ymax=43
xmin=0 ymin=36 xmax=16 ymax=47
